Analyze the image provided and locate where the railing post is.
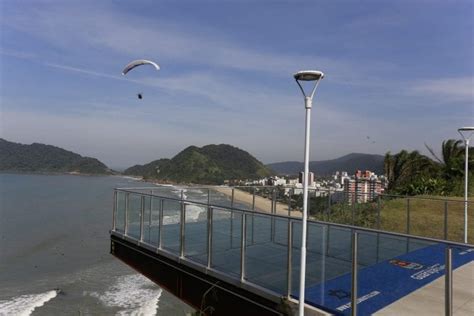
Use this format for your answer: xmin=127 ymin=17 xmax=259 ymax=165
xmin=445 ymin=246 xmax=453 ymax=316
xmin=406 ymin=198 xmax=411 ymax=234
xmin=351 ymin=232 xmax=358 ymax=316
xmin=180 ymin=190 xmax=185 ymax=258
xmin=230 ymin=188 xmax=234 ymax=248
xmin=158 ymin=199 xmax=164 ymax=249
xmin=252 ymin=187 xmax=256 ymax=210
xmin=377 ymin=195 xmax=381 ymax=229
xmin=252 ymin=187 xmax=256 ymax=245
xmin=287 ymin=219 xmax=293 ymax=298
xmin=327 ymin=189 xmax=331 ymax=221
xmin=124 ymin=193 xmax=129 ymax=236
xmin=112 ymin=190 xmax=117 ymax=231
xmin=207 ymin=206 xmax=213 ymax=269
xmin=231 ymin=188 xmax=235 ymax=208
xmin=326 ymin=224 xmax=331 ymax=257
xmin=240 ymin=212 xmax=247 ymax=282
xmin=444 ymin=201 xmax=448 ymax=240
xmin=271 ymin=188 xmax=276 ymax=242
xmin=272 ymin=188 xmax=276 ymax=214
xmin=352 ymin=198 xmax=356 ymax=225
xmin=288 ymin=188 xmax=292 ymax=217
xmin=140 ymin=195 xmax=145 ymax=242
xmin=320 ymin=225 xmax=327 ymax=302
xmin=148 ymin=190 xmax=153 ymax=243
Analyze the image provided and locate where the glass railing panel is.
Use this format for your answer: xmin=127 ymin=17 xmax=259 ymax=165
xmin=150 ymin=186 xmax=182 ymax=200
xmin=146 ymin=196 xmax=161 ymax=247
xmin=351 ymin=232 xmax=473 ymax=315
xmin=245 ymin=215 xmax=288 ymax=293
xmin=115 ymin=191 xmax=126 ymax=233
xmin=141 ymin=195 xmax=152 ymax=244
xmin=184 ymin=204 xmax=208 ymax=264
xmin=290 ymin=220 xmax=302 ymax=296
xmin=249 ymin=213 xmax=272 ymax=245
xmin=379 ymin=194 xmax=406 ymax=234
xmin=252 ymin=187 xmax=274 ymax=214
xmin=406 ymin=197 xmax=445 ymax=240
xmin=226 ymin=187 xmax=254 ymax=211
xmin=211 ymin=208 xmax=242 ymax=276
xmin=126 ymin=193 xmax=142 ymax=239
xmin=209 ymin=187 xmax=233 ymax=209
xmin=325 ymin=193 xmax=353 ymax=225
xmin=161 ymin=199 xmax=181 ymax=254
xmin=273 ymin=217 xmax=289 ymax=246
xmin=182 ymin=187 xmax=209 ymax=204
xmin=446 ymin=200 xmax=472 ymax=243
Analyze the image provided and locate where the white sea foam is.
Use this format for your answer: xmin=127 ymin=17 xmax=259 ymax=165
xmin=0 ymin=290 xmax=58 ymax=316
xmin=159 ymin=187 xmax=207 ymax=225
xmin=88 ymin=274 xmax=162 ymax=316
xmin=120 ymin=176 xmax=143 ymax=181
xmin=162 ymin=203 xmax=206 ymax=225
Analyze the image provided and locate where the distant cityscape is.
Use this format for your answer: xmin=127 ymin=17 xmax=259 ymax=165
xmin=240 ymin=169 xmax=387 ymax=204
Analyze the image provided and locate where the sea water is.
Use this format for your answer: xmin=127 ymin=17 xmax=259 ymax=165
xmin=0 ymin=174 xmax=196 ymax=315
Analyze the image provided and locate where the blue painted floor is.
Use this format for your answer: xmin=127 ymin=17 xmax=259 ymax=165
xmin=298 ymin=243 xmax=474 ymax=315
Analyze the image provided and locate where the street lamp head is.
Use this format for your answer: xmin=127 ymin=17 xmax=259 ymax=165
xmin=294 ymin=70 xmax=325 ymax=81
xmin=293 ymin=70 xmax=325 ymax=100
xmin=458 ymin=126 xmax=474 ymax=142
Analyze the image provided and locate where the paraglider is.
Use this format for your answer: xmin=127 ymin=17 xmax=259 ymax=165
xmin=122 ymin=59 xmax=160 ymax=99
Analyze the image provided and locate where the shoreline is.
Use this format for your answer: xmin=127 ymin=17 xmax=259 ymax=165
xmin=213 ymin=187 xmax=302 ymax=218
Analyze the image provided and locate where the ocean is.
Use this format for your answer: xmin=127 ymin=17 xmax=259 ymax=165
xmin=0 ymin=173 xmax=195 ymax=315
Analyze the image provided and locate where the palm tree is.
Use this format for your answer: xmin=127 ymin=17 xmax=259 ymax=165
xmin=384 ymin=150 xmax=437 ymax=192
xmin=425 ymin=139 xmax=465 ymax=181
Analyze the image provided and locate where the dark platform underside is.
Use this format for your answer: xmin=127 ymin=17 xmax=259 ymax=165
xmin=110 ymin=235 xmax=292 ymax=315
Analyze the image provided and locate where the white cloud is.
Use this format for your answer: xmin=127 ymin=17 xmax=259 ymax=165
xmin=411 ymin=77 xmax=474 ymax=102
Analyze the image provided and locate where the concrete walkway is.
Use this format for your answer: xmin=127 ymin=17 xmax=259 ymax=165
xmin=375 ymin=262 xmax=474 ymax=315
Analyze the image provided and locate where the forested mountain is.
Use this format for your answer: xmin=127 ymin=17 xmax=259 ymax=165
xmin=0 ymin=139 xmax=112 ymax=174
xmin=124 ymin=144 xmax=273 ymax=184
xmin=267 ymin=153 xmax=385 ymax=176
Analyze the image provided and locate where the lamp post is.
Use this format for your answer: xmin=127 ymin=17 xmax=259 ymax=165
xmin=294 ymin=70 xmax=324 ymax=315
xmin=458 ymin=127 xmax=474 ymax=243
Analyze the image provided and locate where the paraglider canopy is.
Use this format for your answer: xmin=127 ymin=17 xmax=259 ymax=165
xmin=122 ymin=59 xmax=160 ymax=76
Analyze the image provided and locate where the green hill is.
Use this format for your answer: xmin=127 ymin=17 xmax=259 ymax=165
xmin=124 ymin=144 xmax=273 ymax=184
xmin=267 ymin=153 xmax=385 ymax=176
xmin=0 ymin=138 xmax=112 ymax=174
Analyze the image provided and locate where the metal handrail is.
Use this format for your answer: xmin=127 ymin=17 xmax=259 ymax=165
xmin=114 ymin=188 xmax=473 ymax=247
xmin=117 ymin=185 xmax=474 ymax=203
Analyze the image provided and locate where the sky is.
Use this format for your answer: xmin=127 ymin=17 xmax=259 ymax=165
xmin=0 ymin=0 xmax=473 ymax=168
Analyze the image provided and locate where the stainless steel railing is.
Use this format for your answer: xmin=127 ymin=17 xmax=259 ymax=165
xmin=120 ymin=185 xmax=473 ymax=243
xmin=111 ymin=187 xmax=473 ymax=315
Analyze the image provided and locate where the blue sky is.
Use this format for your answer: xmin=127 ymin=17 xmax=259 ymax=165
xmin=1 ymin=0 xmax=473 ymax=168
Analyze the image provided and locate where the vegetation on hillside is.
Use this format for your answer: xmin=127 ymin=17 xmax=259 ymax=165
xmin=267 ymin=153 xmax=385 ymax=176
xmin=124 ymin=144 xmax=273 ymax=184
xmin=0 ymin=138 xmax=112 ymax=174
xmin=384 ymin=139 xmax=473 ymax=196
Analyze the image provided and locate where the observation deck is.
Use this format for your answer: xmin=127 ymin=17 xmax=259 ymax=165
xmin=109 ymin=186 xmax=473 ymax=315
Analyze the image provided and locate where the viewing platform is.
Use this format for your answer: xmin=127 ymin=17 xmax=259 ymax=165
xmin=109 ymin=186 xmax=473 ymax=315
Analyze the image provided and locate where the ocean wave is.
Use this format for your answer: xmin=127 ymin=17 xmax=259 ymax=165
xmin=162 ymin=204 xmax=207 ymax=225
xmin=0 ymin=290 xmax=58 ymax=316
xmin=88 ymin=274 xmax=162 ymax=316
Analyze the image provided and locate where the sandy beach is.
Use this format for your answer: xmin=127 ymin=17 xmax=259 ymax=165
xmin=213 ymin=187 xmax=302 ymax=218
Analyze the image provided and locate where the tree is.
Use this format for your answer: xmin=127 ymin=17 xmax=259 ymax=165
xmin=425 ymin=139 xmax=472 ymax=181
xmin=384 ymin=150 xmax=437 ymax=193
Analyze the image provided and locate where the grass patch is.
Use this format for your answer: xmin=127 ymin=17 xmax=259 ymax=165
xmin=309 ymin=195 xmax=473 ymax=244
